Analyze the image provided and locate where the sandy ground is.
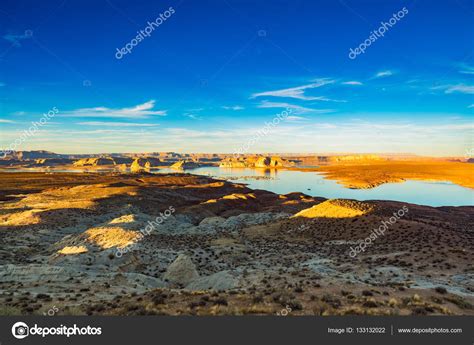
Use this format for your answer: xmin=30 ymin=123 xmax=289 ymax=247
xmin=0 ymin=172 xmax=473 ymax=316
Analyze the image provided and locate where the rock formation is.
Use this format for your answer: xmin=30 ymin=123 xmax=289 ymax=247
xmin=254 ymin=156 xmax=287 ymax=168
xmin=220 ymin=156 xmax=292 ymax=168
xmin=130 ymin=158 xmax=152 ymax=173
xmin=219 ymin=157 xmax=248 ymax=168
xmin=73 ymin=157 xmax=116 ymax=166
xmin=170 ymin=160 xmax=199 ymax=170
xmin=163 ymin=254 xmax=199 ymax=285
xmin=117 ymin=163 xmax=128 ymax=172
xmin=34 ymin=158 xmax=72 ymax=166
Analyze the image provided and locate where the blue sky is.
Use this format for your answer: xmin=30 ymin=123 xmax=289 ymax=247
xmin=0 ymin=0 xmax=473 ymax=155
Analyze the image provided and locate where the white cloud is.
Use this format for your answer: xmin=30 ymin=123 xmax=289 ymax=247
xmin=286 ymin=116 xmax=308 ymax=121
xmin=373 ymin=70 xmax=394 ymax=79
xmin=341 ymin=81 xmax=363 ymax=85
xmin=222 ymin=105 xmax=244 ymax=110
xmin=257 ymin=101 xmax=334 ymax=114
xmin=62 ymin=100 xmax=166 ymax=119
xmin=250 ymin=78 xmax=335 ymax=100
xmin=311 ymin=96 xmax=347 ymax=103
xmin=3 ymin=118 xmax=472 ymax=156
xmin=0 ymin=119 xmax=15 ymax=123
xmin=77 ymin=121 xmax=159 ymax=127
xmin=445 ymin=84 xmax=474 ymax=94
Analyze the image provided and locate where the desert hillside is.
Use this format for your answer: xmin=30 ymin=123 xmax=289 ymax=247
xmin=0 ymin=172 xmax=472 ymax=316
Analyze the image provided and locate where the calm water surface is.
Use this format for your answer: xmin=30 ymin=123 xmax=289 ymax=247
xmin=158 ymin=167 xmax=474 ymax=207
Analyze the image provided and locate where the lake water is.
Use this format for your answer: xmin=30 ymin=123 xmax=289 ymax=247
xmin=158 ymin=167 xmax=474 ymax=207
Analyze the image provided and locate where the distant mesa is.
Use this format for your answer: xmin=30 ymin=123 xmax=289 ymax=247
xmin=34 ymin=158 xmax=72 ymax=166
xmin=220 ymin=155 xmax=294 ymax=168
xmin=219 ymin=157 xmax=247 ymax=168
xmin=113 ymin=157 xmax=134 ymax=165
xmin=170 ymin=160 xmax=200 ymax=170
xmin=1 ymin=150 xmax=63 ymax=160
xmin=317 ymin=154 xmax=383 ymax=164
xmin=334 ymin=154 xmax=382 ymax=162
xmin=467 ymin=158 xmax=474 ymax=163
xmin=73 ymin=157 xmax=116 ymax=167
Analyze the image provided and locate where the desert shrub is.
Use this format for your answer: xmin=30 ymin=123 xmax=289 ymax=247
xmin=151 ymin=293 xmax=166 ymax=305
xmin=444 ymin=297 xmax=473 ymax=310
xmin=362 ymin=299 xmax=378 ymax=308
xmin=213 ymin=297 xmax=228 ymax=306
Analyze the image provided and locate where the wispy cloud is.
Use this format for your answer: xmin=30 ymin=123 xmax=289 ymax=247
xmin=468 ymin=104 xmax=474 ymax=108
xmin=311 ymin=96 xmax=347 ymax=103
xmin=373 ymin=70 xmax=394 ymax=79
xmin=77 ymin=121 xmax=159 ymax=127
xmin=444 ymin=84 xmax=474 ymax=94
xmin=62 ymin=100 xmax=166 ymax=119
xmin=184 ymin=113 xmax=202 ymax=120
xmin=0 ymin=119 xmax=15 ymax=123
xmin=257 ymin=100 xmax=334 ymax=114
xmin=457 ymin=63 xmax=474 ymax=75
xmin=286 ymin=115 xmax=308 ymax=122
xmin=250 ymin=78 xmax=335 ymax=100
xmin=3 ymin=31 xmax=31 ymax=47
xmin=341 ymin=81 xmax=363 ymax=85
xmin=4 ymin=118 xmax=472 ymax=156
xmin=222 ymin=105 xmax=244 ymax=110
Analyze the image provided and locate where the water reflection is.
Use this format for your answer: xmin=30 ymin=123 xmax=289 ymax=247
xmin=181 ymin=167 xmax=473 ymax=207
